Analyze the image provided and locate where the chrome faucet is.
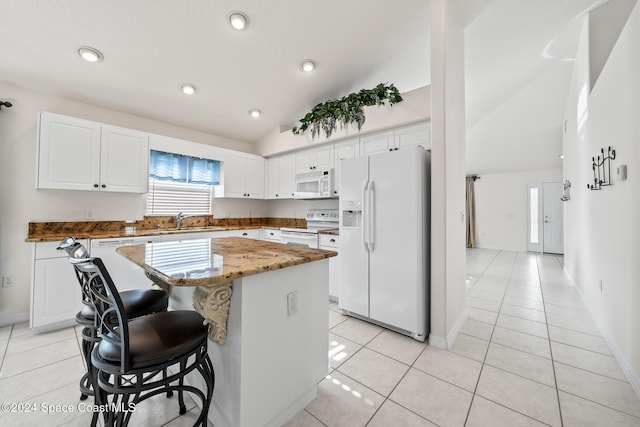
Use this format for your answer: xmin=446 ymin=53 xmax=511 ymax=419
xmin=176 ymin=212 xmax=198 ymax=229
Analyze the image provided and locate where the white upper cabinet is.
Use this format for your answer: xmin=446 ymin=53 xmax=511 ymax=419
xmin=37 ymin=113 xmax=101 ymax=191
xmin=37 ymin=112 xmax=149 ymax=193
xmin=359 ymin=122 xmax=430 ymax=156
xmin=295 ymin=144 xmax=334 ymax=173
xmin=278 ymin=154 xmax=295 ymax=197
xmin=217 ymin=152 xmax=265 ymax=199
xmin=100 ymin=125 xmax=149 ymax=193
xmin=333 ymin=138 xmax=359 ymax=197
xmin=394 ymin=122 xmax=431 ymax=151
xmin=360 ymin=131 xmax=395 ymax=156
xmin=267 ymin=154 xmax=295 ymax=199
xmin=245 ymin=155 xmax=265 ymax=198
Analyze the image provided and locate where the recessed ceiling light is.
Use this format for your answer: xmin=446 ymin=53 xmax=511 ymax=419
xmin=249 ymin=109 xmax=261 ymax=118
xmin=300 ymin=59 xmax=316 ymax=73
xmin=559 ymin=154 xmax=564 ymax=159
xmin=229 ymin=12 xmax=248 ymax=30
xmin=181 ymin=84 xmax=196 ymax=95
xmin=77 ymin=46 xmax=103 ymax=63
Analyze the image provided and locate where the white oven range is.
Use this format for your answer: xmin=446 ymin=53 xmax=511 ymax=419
xmin=280 ymin=209 xmax=338 ymax=249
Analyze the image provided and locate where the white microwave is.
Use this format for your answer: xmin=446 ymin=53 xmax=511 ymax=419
xmin=294 ymin=169 xmax=335 ymax=199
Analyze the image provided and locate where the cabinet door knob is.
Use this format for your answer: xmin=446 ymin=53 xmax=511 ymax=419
xmin=389 ymin=148 xmax=393 ymax=151
xmin=242 ymin=232 xmax=248 ymax=236
xmin=93 ymin=184 xmax=99 ymax=188
xmin=101 ymin=184 xmax=106 ymax=188
xmin=330 ymin=239 xmax=336 ymax=243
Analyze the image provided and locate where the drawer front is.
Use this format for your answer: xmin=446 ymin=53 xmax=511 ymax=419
xmin=263 ymin=228 xmax=282 ymax=241
xmin=228 ymin=229 xmax=260 ymax=239
xmin=319 ymin=234 xmax=339 ymax=248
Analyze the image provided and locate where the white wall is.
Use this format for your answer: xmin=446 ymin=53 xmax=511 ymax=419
xmin=563 ymin=5 xmax=640 ymax=390
xmin=474 ymin=169 xmax=563 ymax=252
xmin=429 ymin=0 xmax=467 ymax=348
xmin=0 ymin=83 xmax=264 ymax=323
xmin=266 ymin=199 xmax=338 ymax=219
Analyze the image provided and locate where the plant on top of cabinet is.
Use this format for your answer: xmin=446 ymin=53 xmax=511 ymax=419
xmin=291 ymin=83 xmax=403 ymax=140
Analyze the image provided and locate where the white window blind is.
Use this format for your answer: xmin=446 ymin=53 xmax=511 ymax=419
xmin=146 ymin=177 xmax=212 ymax=215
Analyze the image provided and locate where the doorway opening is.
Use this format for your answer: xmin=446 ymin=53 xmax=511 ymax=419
xmin=527 ymin=182 xmax=564 ymax=254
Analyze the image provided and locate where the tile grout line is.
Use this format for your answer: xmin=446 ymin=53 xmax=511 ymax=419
xmin=0 ymin=324 xmax=14 ymax=375
xmin=536 ymin=252 xmax=564 ymax=427
xmin=463 ymin=250 xmax=516 ymax=426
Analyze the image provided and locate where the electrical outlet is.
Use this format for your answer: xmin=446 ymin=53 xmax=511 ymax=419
xmin=2 ymin=275 xmax=13 ymax=287
xmin=287 ymin=291 xmax=298 ymax=316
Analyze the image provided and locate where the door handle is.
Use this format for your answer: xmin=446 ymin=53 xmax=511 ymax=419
xmin=362 ymin=179 xmax=369 ymax=252
xmin=368 ymin=180 xmax=374 ymax=252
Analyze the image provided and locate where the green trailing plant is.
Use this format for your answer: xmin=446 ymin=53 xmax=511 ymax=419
xmin=292 ymin=83 xmax=403 ymax=139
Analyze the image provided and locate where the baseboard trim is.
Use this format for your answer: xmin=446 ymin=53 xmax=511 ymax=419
xmin=563 ymin=266 xmax=640 ymax=398
xmin=0 ymin=312 xmax=29 ymax=328
xmin=428 ymin=334 xmax=447 ymax=349
xmin=429 ymin=308 xmax=468 ymax=350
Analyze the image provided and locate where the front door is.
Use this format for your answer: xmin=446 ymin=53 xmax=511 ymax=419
xmin=543 ymin=182 xmax=564 ymax=254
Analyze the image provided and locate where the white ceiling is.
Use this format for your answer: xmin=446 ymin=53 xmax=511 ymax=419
xmin=0 ymin=0 xmax=613 ymax=173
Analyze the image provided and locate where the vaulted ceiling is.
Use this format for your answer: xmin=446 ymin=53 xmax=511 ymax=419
xmin=0 ymin=0 xmax=617 ymax=173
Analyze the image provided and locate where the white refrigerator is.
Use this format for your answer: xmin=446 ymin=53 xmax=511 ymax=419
xmin=339 ymin=146 xmax=430 ymax=341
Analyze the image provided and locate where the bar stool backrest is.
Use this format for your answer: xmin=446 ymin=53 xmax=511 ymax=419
xmin=58 ymin=237 xmax=96 ymax=321
xmin=74 ymin=258 xmax=131 ymax=373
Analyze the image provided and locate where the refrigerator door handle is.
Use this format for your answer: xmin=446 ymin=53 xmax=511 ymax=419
xmin=362 ymin=179 xmax=369 ymax=252
xmin=368 ymin=180 xmax=375 ymax=251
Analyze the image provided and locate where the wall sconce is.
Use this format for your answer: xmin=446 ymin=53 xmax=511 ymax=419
xmin=561 ymin=180 xmax=571 ymax=201
xmin=587 ymin=146 xmax=616 ymax=190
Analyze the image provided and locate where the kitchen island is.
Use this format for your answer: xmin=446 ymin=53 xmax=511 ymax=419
xmin=117 ymin=237 xmax=336 ymax=427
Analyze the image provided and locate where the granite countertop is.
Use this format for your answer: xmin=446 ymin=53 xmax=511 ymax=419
xmin=26 ymin=225 xmax=260 ymax=242
xmin=26 ymin=216 xmax=307 ymax=242
xmin=116 ymin=236 xmax=337 ymax=287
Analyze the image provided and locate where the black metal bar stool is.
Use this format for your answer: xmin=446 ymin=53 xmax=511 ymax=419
xmin=58 ymin=238 xmax=171 ymax=420
xmin=76 ymin=256 xmax=214 ymax=427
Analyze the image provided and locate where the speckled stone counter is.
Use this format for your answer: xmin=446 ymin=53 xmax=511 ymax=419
xmin=26 ymin=216 xmax=306 ymax=242
xmin=116 ymin=237 xmax=334 ymax=427
xmin=116 ymin=236 xmax=337 ymax=287
xmin=116 ymin=237 xmax=336 ymax=345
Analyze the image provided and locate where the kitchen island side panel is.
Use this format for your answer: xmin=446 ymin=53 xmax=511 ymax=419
xmin=171 ymin=259 xmax=329 ymax=427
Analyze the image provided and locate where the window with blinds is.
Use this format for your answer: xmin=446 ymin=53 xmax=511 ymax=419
xmin=145 ymin=149 xmax=220 ymax=215
xmin=146 ymin=178 xmax=213 ymax=215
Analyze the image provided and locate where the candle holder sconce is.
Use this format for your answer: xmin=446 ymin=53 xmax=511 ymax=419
xmin=587 ymin=146 xmax=616 ymax=190
xmin=560 ymin=180 xmax=571 ymax=201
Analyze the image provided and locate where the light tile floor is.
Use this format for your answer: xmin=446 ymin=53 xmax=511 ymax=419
xmin=1 ymin=249 xmax=639 ymax=426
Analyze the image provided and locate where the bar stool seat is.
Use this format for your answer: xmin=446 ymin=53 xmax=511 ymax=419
xmin=96 ymin=310 xmax=205 ymax=369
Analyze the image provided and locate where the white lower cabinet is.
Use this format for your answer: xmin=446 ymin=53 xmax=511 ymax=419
xmin=319 ymin=234 xmax=340 ymax=301
xmin=31 ymin=240 xmax=87 ymax=332
xmin=228 ymin=229 xmax=260 ymax=239
xmin=261 ymin=227 xmax=282 ymax=243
